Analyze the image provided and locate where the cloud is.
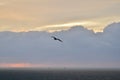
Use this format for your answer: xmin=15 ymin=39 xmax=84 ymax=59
xmin=0 ymin=22 xmax=120 ymax=68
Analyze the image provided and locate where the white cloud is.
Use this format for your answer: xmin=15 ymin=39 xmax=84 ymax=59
xmin=0 ymin=22 xmax=120 ymax=68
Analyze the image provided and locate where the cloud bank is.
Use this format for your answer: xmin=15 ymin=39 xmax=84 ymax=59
xmin=0 ymin=22 xmax=120 ymax=68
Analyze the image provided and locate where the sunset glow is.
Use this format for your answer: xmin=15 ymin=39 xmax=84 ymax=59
xmin=0 ymin=0 xmax=120 ymax=33
xmin=0 ymin=63 xmax=32 ymax=68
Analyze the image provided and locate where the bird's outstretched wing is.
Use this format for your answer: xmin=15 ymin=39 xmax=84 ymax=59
xmin=57 ymin=38 xmax=63 ymax=42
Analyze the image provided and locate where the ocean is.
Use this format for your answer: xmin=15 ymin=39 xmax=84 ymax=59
xmin=0 ymin=69 xmax=120 ymax=80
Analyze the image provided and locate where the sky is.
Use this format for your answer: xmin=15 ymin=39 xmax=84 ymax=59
xmin=0 ymin=0 xmax=120 ymax=69
xmin=0 ymin=0 xmax=120 ymax=32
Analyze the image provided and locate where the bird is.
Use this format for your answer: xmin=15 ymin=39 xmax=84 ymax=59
xmin=51 ymin=36 xmax=63 ymax=42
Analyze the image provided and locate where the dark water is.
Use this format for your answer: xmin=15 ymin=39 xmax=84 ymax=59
xmin=0 ymin=69 xmax=120 ymax=80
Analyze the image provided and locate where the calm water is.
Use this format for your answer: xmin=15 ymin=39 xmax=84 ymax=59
xmin=0 ymin=69 xmax=120 ymax=80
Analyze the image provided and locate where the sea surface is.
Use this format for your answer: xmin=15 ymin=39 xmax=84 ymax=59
xmin=0 ymin=69 xmax=120 ymax=80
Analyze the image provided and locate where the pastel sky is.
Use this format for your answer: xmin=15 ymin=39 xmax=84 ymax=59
xmin=0 ymin=0 xmax=120 ymax=32
xmin=0 ymin=0 xmax=120 ymax=69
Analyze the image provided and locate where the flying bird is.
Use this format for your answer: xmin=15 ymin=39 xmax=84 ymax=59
xmin=51 ymin=36 xmax=63 ymax=42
